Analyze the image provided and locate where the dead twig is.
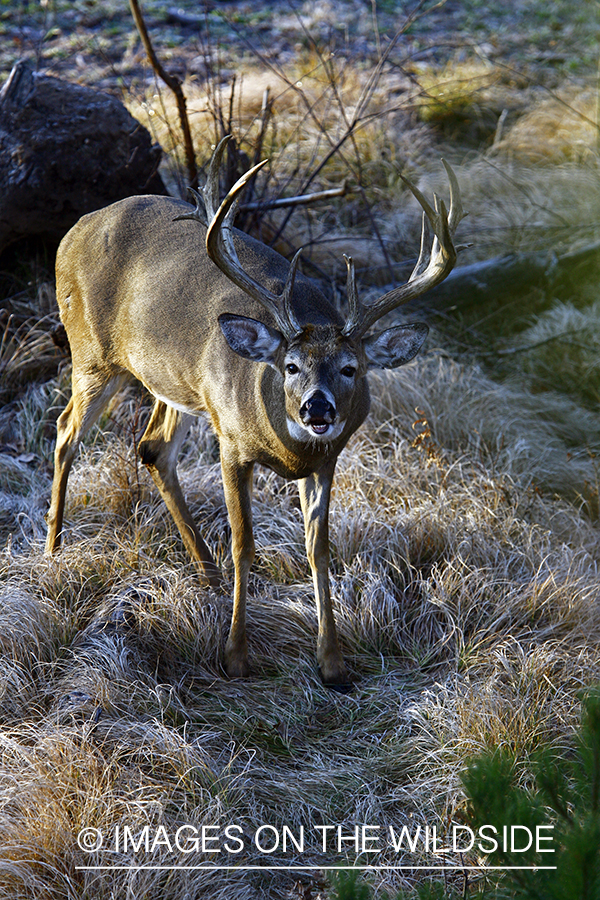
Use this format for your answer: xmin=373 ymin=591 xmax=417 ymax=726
xmin=240 ymin=184 xmax=349 ymax=212
xmin=129 ymin=0 xmax=198 ymax=190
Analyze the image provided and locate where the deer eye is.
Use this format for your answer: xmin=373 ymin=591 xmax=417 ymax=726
xmin=285 ymin=363 xmax=299 ymax=375
xmin=341 ymin=365 xmax=356 ymax=378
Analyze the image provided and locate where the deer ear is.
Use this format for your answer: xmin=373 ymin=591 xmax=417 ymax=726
xmin=218 ymin=314 xmax=284 ymax=365
xmin=363 ymin=323 xmax=428 ymax=370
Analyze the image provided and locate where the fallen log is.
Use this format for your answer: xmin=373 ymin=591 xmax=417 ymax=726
xmin=387 ymin=240 xmax=600 ymax=314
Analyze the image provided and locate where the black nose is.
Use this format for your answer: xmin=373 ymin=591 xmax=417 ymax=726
xmin=300 ymin=391 xmax=335 ymax=424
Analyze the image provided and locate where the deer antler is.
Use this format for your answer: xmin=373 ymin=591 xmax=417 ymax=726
xmin=342 ymin=160 xmax=467 ymax=337
xmin=175 ymin=136 xmax=303 ymax=341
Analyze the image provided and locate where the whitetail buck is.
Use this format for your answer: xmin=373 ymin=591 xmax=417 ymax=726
xmin=46 ymin=136 xmax=465 ymax=686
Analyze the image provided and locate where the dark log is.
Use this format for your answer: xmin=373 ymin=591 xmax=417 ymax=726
xmin=393 ymin=242 xmax=600 ymax=314
xmin=0 ymin=60 xmax=167 ymax=252
xmin=415 ymin=252 xmax=553 ymax=310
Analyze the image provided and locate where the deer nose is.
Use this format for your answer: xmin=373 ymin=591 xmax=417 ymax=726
xmin=300 ymin=391 xmax=336 ymax=427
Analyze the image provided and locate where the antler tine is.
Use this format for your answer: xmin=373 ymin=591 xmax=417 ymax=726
xmin=341 ymin=255 xmax=361 ymax=336
xmin=177 ymin=135 xmax=303 ymax=341
xmin=402 ymin=177 xmax=452 ymax=266
xmin=173 ymin=188 xmax=207 ymax=225
xmin=204 ymin=134 xmax=230 ymax=219
xmin=206 ymin=159 xmax=269 ymax=258
xmin=442 ymin=158 xmax=467 ymax=232
xmin=204 ymin=157 xmax=264 ymax=250
xmin=281 ymin=249 xmax=304 ymax=337
xmin=409 ymin=213 xmax=431 ymax=283
xmin=173 ymin=136 xmax=234 ymax=227
xmin=345 ymin=160 xmax=466 ymax=338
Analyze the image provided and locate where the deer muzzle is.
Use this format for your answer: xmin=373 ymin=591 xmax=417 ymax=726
xmin=300 ymin=390 xmax=336 ymax=435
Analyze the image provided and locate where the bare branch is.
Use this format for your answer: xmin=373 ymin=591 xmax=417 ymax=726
xmin=240 ymin=184 xmax=348 ymax=212
xmin=129 ymin=0 xmax=198 ymax=190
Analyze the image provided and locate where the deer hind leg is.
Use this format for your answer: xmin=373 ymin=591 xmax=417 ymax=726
xmin=45 ymin=371 xmax=125 ymax=554
xmin=138 ymin=400 xmax=221 ymax=588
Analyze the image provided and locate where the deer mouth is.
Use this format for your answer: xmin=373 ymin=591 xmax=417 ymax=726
xmin=288 ymin=412 xmax=345 ymax=444
xmin=309 ymin=420 xmax=331 ymax=435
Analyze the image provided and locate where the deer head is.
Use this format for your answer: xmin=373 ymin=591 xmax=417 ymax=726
xmin=176 ymin=136 xmax=465 ymax=445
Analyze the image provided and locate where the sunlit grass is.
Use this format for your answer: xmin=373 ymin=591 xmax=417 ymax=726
xmin=2 ymin=346 xmax=600 ymax=896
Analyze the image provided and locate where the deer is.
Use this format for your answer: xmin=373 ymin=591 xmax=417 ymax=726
xmin=45 ymin=136 xmax=465 ymax=687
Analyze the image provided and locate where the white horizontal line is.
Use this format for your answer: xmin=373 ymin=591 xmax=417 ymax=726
xmin=76 ymin=865 xmax=558 ymax=872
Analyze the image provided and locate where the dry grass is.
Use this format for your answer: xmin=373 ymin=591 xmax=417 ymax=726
xmin=504 ymin=300 xmax=600 ymax=408
xmin=0 ymin=282 xmax=63 ymax=405
xmin=2 ymin=345 xmax=600 ymax=897
xmin=127 ymin=56 xmax=398 ymax=190
xmin=495 ymin=86 xmax=599 ymax=165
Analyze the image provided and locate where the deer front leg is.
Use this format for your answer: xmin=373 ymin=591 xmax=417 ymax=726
xmin=220 ymin=446 xmax=255 ymax=677
xmin=299 ymin=461 xmax=350 ymax=687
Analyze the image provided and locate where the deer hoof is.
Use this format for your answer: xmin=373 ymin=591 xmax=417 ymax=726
xmin=207 ymin=570 xmax=224 ymax=591
xmin=225 ymin=642 xmax=249 ymax=679
xmin=225 ymin=658 xmax=250 ymax=679
xmin=198 ymin=560 xmax=223 ymax=590
xmin=318 ymin=657 xmax=352 ymax=691
xmin=325 ymin=679 xmax=354 ymax=694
